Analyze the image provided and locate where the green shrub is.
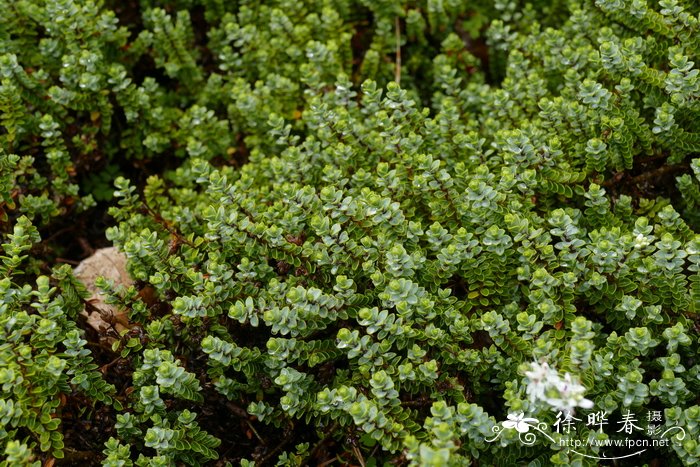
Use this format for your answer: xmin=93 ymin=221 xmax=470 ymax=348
xmin=0 ymin=0 xmax=499 ymax=229
xmin=103 ymin=1 xmax=700 ymax=463
xmin=0 ymin=217 xmax=117 ymax=463
xmin=2 ymin=0 xmax=700 ymax=465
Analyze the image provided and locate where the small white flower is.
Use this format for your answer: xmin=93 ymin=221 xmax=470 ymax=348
xmin=524 ymin=361 xmax=557 ymax=403
xmin=633 ymin=233 xmax=650 ymax=249
xmin=502 ymin=412 xmax=539 ymax=433
xmin=547 ymin=373 xmax=594 ymax=411
xmin=524 ymin=361 xmax=549 ymax=382
xmin=525 ymin=380 xmax=546 ymax=404
xmin=524 ymin=361 xmax=594 ymax=412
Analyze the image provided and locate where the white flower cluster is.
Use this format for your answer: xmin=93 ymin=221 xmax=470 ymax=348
xmin=524 ymin=361 xmax=594 ymax=412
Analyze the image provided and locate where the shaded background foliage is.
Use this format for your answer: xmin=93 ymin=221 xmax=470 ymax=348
xmin=1 ymin=0 xmax=700 ymax=465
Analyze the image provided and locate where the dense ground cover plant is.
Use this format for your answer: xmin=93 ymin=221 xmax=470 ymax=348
xmin=0 ymin=217 xmax=118 ymax=464
xmin=2 ymin=0 xmax=700 ymax=465
xmin=0 ymin=0 xmax=509 ymax=229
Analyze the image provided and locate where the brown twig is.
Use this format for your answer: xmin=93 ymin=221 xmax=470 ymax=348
xmin=55 ymin=257 xmax=80 ymax=265
xmin=400 ymin=396 xmax=431 ymax=407
xmin=254 ymin=421 xmax=295 ymax=466
xmin=246 ymin=420 xmax=266 ymax=446
xmin=318 ymin=457 xmax=338 ymax=467
xmin=226 ymin=401 xmax=250 ymax=418
xmin=99 ymin=356 xmax=124 ymax=374
xmin=631 ymin=163 xmax=689 ymax=185
xmin=56 ymin=448 xmax=101 ymax=465
xmin=600 ymin=163 xmax=689 ymax=189
xmin=599 ymin=171 xmax=625 ymax=188
xmin=141 ymin=201 xmax=195 ymax=248
xmin=42 ymin=225 xmax=77 ymax=244
xmin=300 ymin=422 xmax=338 ymax=467
xmin=352 ymin=443 xmax=366 ymax=467
xmin=83 ymin=299 xmax=122 ymax=338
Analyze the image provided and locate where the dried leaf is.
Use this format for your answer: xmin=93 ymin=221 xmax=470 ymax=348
xmin=74 ymin=247 xmax=133 ymax=340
